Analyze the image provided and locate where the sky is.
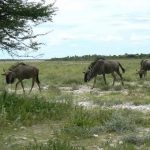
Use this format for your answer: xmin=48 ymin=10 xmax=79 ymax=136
xmin=1 ymin=0 xmax=150 ymax=59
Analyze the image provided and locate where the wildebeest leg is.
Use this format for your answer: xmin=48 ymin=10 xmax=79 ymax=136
xmin=35 ymin=74 xmax=41 ymax=92
xmin=15 ymin=81 xmax=20 ymax=93
xmin=111 ymin=72 xmax=116 ymax=86
xmin=92 ymin=76 xmax=97 ymax=89
xmin=103 ymin=74 xmax=107 ymax=84
xmin=36 ymin=81 xmax=41 ymax=92
xmin=116 ymin=71 xmax=124 ymax=85
xmin=29 ymin=78 xmax=35 ymax=93
xmin=144 ymin=71 xmax=147 ymax=78
xmin=20 ymin=81 xmax=25 ymax=93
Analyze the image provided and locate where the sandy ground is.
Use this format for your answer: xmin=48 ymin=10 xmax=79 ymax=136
xmin=59 ymin=85 xmax=150 ymax=113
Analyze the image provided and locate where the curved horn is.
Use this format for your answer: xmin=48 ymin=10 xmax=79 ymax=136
xmin=3 ymin=68 xmax=6 ymax=73
xmin=1 ymin=68 xmax=6 ymax=76
xmin=2 ymin=68 xmax=12 ymax=76
xmin=82 ymin=67 xmax=87 ymax=74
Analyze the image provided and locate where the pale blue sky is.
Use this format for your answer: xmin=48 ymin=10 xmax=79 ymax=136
xmin=1 ymin=0 xmax=150 ymax=59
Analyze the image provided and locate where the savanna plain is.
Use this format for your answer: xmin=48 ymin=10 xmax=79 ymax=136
xmin=0 ymin=59 xmax=150 ymax=150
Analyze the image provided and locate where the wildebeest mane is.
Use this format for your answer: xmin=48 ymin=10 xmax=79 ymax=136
xmin=88 ymin=57 xmax=105 ymax=70
xmin=9 ymin=62 xmax=26 ymax=71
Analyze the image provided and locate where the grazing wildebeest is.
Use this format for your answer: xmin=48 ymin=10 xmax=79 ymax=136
xmin=2 ymin=62 xmax=41 ymax=93
xmin=137 ymin=59 xmax=150 ymax=78
xmin=83 ymin=59 xmax=125 ymax=88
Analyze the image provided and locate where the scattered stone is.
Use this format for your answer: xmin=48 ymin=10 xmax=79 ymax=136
xmin=77 ymin=101 xmax=97 ymax=108
xmin=93 ymin=134 xmax=99 ymax=137
xmin=20 ymin=126 xmax=26 ymax=130
xmin=21 ymin=137 xmax=27 ymax=140
xmin=109 ymin=143 xmax=115 ymax=147
xmin=97 ymin=147 xmax=104 ymax=150
xmin=42 ymin=85 xmax=49 ymax=90
xmin=119 ymin=140 xmax=123 ymax=144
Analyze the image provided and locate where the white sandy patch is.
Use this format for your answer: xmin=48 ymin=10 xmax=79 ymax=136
xmin=76 ymin=100 xmax=150 ymax=113
xmin=111 ymin=103 xmax=150 ymax=112
xmin=59 ymin=85 xmax=128 ymax=95
xmin=77 ymin=101 xmax=97 ymax=108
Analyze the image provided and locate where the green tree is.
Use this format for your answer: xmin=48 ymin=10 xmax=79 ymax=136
xmin=0 ymin=0 xmax=56 ymax=56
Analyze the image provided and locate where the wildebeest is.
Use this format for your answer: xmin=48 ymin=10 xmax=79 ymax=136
xmin=137 ymin=59 xmax=150 ymax=78
xmin=2 ymin=62 xmax=41 ymax=93
xmin=83 ymin=59 xmax=125 ymax=88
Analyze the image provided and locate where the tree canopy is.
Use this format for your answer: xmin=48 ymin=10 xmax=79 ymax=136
xmin=0 ymin=0 xmax=56 ymax=57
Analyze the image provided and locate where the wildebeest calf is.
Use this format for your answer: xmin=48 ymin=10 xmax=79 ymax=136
xmin=83 ymin=59 xmax=125 ymax=88
xmin=2 ymin=62 xmax=41 ymax=93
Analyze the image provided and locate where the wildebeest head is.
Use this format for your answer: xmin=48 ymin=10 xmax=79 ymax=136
xmin=83 ymin=69 xmax=94 ymax=82
xmin=2 ymin=69 xmax=16 ymax=84
xmin=137 ymin=69 xmax=145 ymax=78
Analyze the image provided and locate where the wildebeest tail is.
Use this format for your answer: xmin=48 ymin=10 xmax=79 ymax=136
xmin=119 ymin=63 xmax=125 ymax=73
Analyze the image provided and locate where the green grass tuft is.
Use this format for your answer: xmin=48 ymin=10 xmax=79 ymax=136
xmin=0 ymin=92 xmax=73 ymax=127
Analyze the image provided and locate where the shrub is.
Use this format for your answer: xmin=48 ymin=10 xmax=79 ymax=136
xmin=123 ymin=134 xmax=150 ymax=146
xmin=62 ymin=107 xmax=113 ymax=138
xmin=26 ymin=139 xmax=85 ymax=150
xmin=103 ymin=111 xmax=136 ymax=133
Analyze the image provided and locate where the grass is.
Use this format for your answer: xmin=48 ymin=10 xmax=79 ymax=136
xmin=0 ymin=59 xmax=150 ymax=149
xmin=0 ymin=91 xmax=150 ymax=149
xmin=102 ymin=143 xmax=136 ymax=150
xmin=0 ymin=92 xmax=73 ymax=128
xmin=0 ymin=139 xmax=85 ymax=150
xmin=25 ymin=139 xmax=86 ymax=150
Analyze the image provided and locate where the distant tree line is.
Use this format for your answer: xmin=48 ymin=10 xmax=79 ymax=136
xmin=1 ymin=53 xmax=150 ymax=61
xmin=49 ymin=53 xmax=150 ymax=61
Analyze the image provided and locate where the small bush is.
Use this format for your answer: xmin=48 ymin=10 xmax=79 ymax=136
xmin=113 ymin=85 xmax=122 ymax=91
xmin=71 ymin=84 xmax=79 ymax=91
xmin=103 ymin=143 xmax=136 ymax=150
xmin=123 ymin=134 xmax=150 ymax=146
xmin=0 ymin=105 xmax=8 ymax=129
xmin=62 ymin=107 xmax=113 ymax=138
xmin=104 ymin=111 xmax=136 ymax=133
xmin=62 ymin=126 xmax=91 ymax=138
xmin=26 ymin=139 xmax=85 ymax=150
xmin=48 ymin=85 xmax=61 ymax=95
xmin=63 ymin=78 xmax=82 ymax=85
xmin=100 ymin=85 xmax=110 ymax=91
xmin=69 ymin=107 xmax=112 ymax=128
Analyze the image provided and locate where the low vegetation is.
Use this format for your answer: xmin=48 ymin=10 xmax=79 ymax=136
xmin=0 ymin=59 xmax=150 ymax=149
